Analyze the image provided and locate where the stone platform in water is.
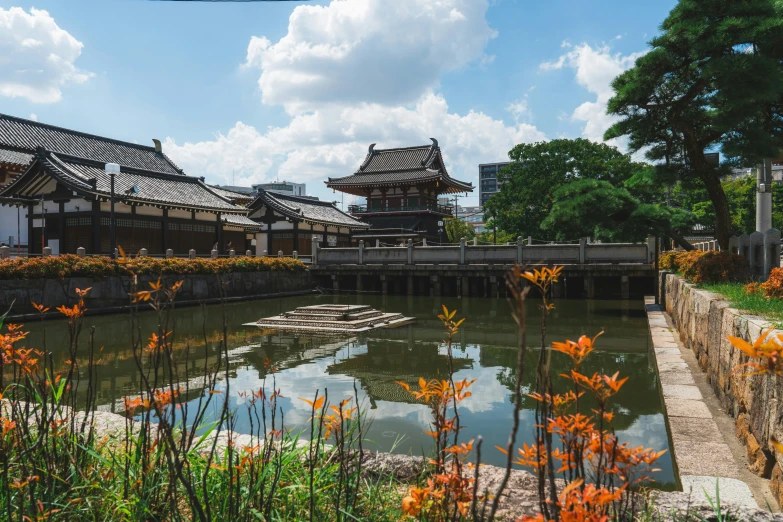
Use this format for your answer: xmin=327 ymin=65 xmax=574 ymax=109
xmin=244 ymin=304 xmax=415 ymax=334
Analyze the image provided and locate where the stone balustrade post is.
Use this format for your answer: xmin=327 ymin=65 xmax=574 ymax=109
xmin=278 ymin=250 xmax=283 ymax=257
xmin=229 ymin=249 xmax=235 ymax=258
xmin=245 ymin=250 xmax=252 ymax=257
xmin=406 ymin=239 xmax=412 ymax=265
xmin=189 ymin=249 xmax=196 ymax=260
xmin=76 ymin=247 xmax=86 ymax=258
xmin=211 ymin=249 xmax=218 ymax=259
xmin=473 ymin=237 xmax=477 ymax=246
xmin=459 ymin=237 xmax=466 ymax=265
xmin=113 ymin=248 xmax=118 ymax=259
xmin=579 ymin=237 xmax=586 ymax=264
xmin=292 ymin=251 xmax=298 ymax=259
xmin=422 ymin=238 xmax=427 ymax=247
xmin=763 ymin=228 xmax=781 ymax=279
xmin=517 ymin=236 xmax=523 ymax=264
xmin=739 ymin=234 xmax=750 ymax=260
xmin=728 ymin=236 xmax=739 ymax=256
xmin=0 ymin=246 xmax=9 ymax=259
xmin=43 ymin=247 xmax=52 ymax=258
xmin=375 ymin=239 xmax=380 ymax=248
xmin=359 ymin=240 xmax=365 ymax=265
xmin=166 ymin=249 xmax=174 ymax=258
xmin=646 ymin=236 xmax=656 ymax=264
xmin=139 ymin=248 xmax=148 ymax=257
xmin=750 ymin=231 xmax=764 ymax=277
xmin=262 ymin=250 xmax=268 ymax=257
xmin=527 ymin=236 xmax=533 ymax=246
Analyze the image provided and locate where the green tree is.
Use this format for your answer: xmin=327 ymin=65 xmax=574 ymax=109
xmin=444 ymin=217 xmax=475 ymax=243
xmin=483 ymin=139 xmax=645 ymax=241
xmin=542 ymin=179 xmax=695 ymax=248
xmin=605 ymin=0 xmax=783 ymax=249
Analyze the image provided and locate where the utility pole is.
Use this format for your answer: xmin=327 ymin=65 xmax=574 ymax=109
xmin=757 ymin=159 xmax=773 ymax=232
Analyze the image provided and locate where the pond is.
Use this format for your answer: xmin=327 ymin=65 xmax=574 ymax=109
xmin=22 ymin=293 xmax=676 ymax=488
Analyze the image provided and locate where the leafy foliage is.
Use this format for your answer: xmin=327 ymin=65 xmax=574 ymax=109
xmin=0 ymin=254 xmax=305 ymax=280
xmin=761 ymin=267 xmax=783 ymax=299
xmin=483 ymin=139 xmax=646 ymax=241
xmin=670 ymin=250 xmax=748 ymax=284
xmin=444 ymin=218 xmax=476 ymax=243
xmin=605 ymin=0 xmax=783 ymax=248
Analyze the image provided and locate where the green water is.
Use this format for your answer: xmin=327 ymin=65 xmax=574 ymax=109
xmin=22 ymin=294 xmax=675 ymax=487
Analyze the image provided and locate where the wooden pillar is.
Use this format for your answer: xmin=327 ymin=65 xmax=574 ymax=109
xmin=58 ymin=201 xmax=65 ymax=254
xmin=27 ymin=203 xmax=35 ymax=255
xmin=162 ymin=209 xmax=169 ymax=254
xmin=461 ymin=276 xmax=470 ymax=298
xmin=293 ymin=221 xmax=299 ymax=254
xmin=490 ymin=275 xmax=499 ymax=299
xmin=621 ymin=275 xmax=630 ymax=300
xmin=216 ymin=213 xmax=223 ymax=253
xmin=92 ymin=200 xmax=101 ymax=254
xmin=356 ymin=274 xmax=363 ymax=292
xmin=381 ymin=275 xmax=388 ymax=296
xmin=407 ymin=275 xmax=414 ymax=296
xmin=431 ymin=275 xmax=441 ymax=298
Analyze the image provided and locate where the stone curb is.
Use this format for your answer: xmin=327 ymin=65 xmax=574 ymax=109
xmin=645 ymin=297 xmax=758 ymax=509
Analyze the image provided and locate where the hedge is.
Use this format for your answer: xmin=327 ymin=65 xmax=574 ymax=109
xmin=659 ymin=250 xmax=747 ymax=284
xmin=0 ymin=254 xmax=306 ymax=280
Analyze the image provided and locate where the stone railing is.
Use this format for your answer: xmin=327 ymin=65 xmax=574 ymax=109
xmin=311 ymin=236 xmax=656 ymax=266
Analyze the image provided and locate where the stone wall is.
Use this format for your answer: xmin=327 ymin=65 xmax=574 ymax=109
xmin=0 ymin=270 xmax=313 ymax=316
xmin=659 ymin=272 xmax=783 ymax=503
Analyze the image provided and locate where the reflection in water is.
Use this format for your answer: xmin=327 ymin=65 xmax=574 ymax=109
xmin=20 ymin=294 xmax=674 ymax=488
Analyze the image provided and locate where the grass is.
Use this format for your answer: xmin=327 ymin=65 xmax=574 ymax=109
xmin=697 ymin=281 xmax=783 ymax=323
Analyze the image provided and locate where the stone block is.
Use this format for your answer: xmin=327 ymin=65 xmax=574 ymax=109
xmin=668 ymin=417 xmax=724 ymax=444
xmin=662 ymin=384 xmax=703 ymax=401
xmin=659 ymin=371 xmax=696 ymax=386
xmin=665 ymin=397 xmax=713 ymax=418
xmin=674 ymin=441 xmax=739 ymax=478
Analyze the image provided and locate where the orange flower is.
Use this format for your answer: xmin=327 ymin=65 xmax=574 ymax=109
xmin=728 ymin=328 xmax=783 ymax=376
xmin=552 ymin=331 xmax=603 ymax=367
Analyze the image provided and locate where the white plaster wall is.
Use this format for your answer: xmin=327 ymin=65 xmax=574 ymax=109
xmin=168 ymin=209 xmax=191 ymax=220
xmin=195 ymin=212 xmax=217 ymax=222
xmin=100 ymin=202 xmax=132 ymax=214
xmin=135 ymin=205 xmax=164 ymax=217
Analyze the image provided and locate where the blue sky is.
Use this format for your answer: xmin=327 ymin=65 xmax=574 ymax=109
xmin=0 ymin=0 xmax=677 ymax=205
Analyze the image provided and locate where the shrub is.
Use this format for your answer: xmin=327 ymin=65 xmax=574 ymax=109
xmin=761 ymin=267 xmax=783 ymax=299
xmin=744 ymin=282 xmax=762 ymax=296
xmin=679 ymin=250 xmax=747 ymax=284
xmin=0 ymin=254 xmax=306 ymax=280
xmin=658 ymin=251 xmax=681 ymax=270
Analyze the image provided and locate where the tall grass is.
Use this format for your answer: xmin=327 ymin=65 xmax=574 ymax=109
xmin=699 ymin=281 xmax=783 ymax=322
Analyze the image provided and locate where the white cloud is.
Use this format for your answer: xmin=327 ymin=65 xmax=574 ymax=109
xmin=0 ymin=7 xmax=92 ymax=103
xmin=540 ymin=43 xmax=644 ymax=146
xmin=243 ymin=0 xmax=497 ymax=114
xmin=506 ymin=98 xmax=531 ymax=123
xmin=165 ymin=93 xmax=545 ymax=193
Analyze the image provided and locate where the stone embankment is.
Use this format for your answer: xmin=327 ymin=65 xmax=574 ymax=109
xmin=0 ymin=271 xmax=314 ymax=317
xmin=660 ymin=272 xmax=783 ymax=507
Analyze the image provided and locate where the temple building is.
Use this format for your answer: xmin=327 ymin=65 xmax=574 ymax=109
xmin=246 ymin=189 xmax=368 ymax=256
xmin=0 ymin=113 xmax=259 ymax=255
xmin=326 ymin=139 xmax=473 ymax=243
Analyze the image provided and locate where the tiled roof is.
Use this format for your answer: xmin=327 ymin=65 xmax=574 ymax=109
xmin=209 ymin=185 xmax=253 ymax=203
xmin=0 ymin=113 xmax=182 ymax=175
xmin=0 ymin=147 xmax=33 ymax=168
xmin=0 ymin=151 xmax=246 ymax=214
xmin=326 ymin=140 xmax=473 ymax=194
xmin=248 ymin=189 xmax=369 ymax=229
xmin=222 ymin=213 xmax=262 ymax=230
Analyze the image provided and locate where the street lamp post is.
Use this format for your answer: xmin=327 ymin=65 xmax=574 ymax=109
xmin=106 ymin=163 xmax=120 ymax=257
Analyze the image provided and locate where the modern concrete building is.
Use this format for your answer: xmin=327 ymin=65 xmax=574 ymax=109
xmin=252 ymin=181 xmax=307 ymax=197
xmin=478 ymin=162 xmax=510 ymax=207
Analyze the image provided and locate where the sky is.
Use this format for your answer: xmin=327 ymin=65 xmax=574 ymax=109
xmin=0 ymin=0 xmax=678 ymax=206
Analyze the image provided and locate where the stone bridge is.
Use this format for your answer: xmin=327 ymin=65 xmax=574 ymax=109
xmin=309 ymin=237 xmax=657 ymax=299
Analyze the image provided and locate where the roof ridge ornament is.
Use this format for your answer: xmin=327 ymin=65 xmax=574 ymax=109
xmin=421 ymin=138 xmax=438 ymax=166
xmin=359 ymin=143 xmax=376 ymax=171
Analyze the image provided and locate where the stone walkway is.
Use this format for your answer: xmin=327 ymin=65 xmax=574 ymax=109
xmin=645 ymin=296 xmax=758 ymax=509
